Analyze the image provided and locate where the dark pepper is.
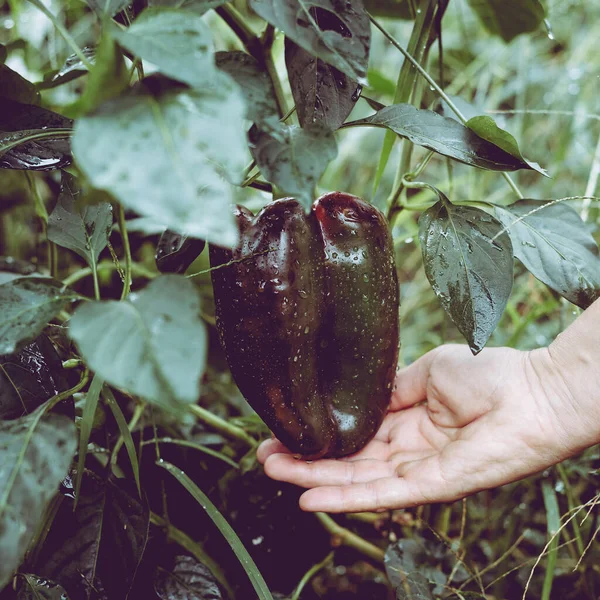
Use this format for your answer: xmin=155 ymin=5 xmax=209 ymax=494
xmin=155 ymin=229 xmax=206 ymax=274
xmin=210 ymin=192 xmax=399 ymax=458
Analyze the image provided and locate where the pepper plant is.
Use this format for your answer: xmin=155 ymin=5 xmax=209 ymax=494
xmin=1 ymin=0 xmax=599 ymax=599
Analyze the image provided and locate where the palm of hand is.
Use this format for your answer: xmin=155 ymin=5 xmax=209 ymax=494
xmin=258 ymin=345 xmax=569 ymax=513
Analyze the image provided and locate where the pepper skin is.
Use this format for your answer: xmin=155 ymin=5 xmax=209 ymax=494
xmin=155 ymin=230 xmax=206 ymax=274
xmin=210 ymin=192 xmax=399 ymax=458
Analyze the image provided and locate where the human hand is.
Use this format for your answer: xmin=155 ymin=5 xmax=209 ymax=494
xmin=257 ymin=344 xmax=596 ymax=513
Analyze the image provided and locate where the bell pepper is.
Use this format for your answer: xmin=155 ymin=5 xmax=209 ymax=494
xmin=210 ymin=192 xmax=399 ymax=458
xmin=155 ymin=230 xmax=206 ymax=274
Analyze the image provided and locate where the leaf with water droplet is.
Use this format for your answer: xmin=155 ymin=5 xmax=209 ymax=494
xmin=16 ymin=574 xmax=70 ymax=599
xmin=495 ymin=199 xmax=600 ymax=308
xmin=48 ymin=172 xmax=113 ymax=271
xmin=419 ymin=200 xmax=513 ymax=354
xmin=68 ymin=275 xmax=206 ymax=409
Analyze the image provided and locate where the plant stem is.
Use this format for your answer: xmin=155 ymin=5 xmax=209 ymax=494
xmin=290 ymin=551 xmax=334 ymax=600
xmin=370 ymin=15 xmax=524 ymax=206
xmin=316 ymin=513 xmax=385 ymax=563
xmin=187 ymin=404 xmax=257 ymax=448
xmin=25 ymin=0 xmax=93 ymax=70
xmin=118 ymin=204 xmax=132 ymax=299
xmin=215 ymin=3 xmax=262 ymax=58
xmin=261 ymin=24 xmax=287 ymax=118
xmin=63 ymin=261 xmax=156 ymax=288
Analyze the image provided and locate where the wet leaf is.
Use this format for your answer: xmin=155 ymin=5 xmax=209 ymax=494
xmin=248 ymin=0 xmax=371 ymax=81
xmin=249 ymin=124 xmax=337 ymax=211
xmin=113 ymin=8 xmax=214 ymax=89
xmin=155 ymin=231 xmax=206 ymax=274
xmin=352 ymin=103 xmax=542 ymax=173
xmin=35 ymin=472 xmax=149 ymax=600
xmin=0 ymin=99 xmax=72 ymax=171
xmin=215 ymin=51 xmax=282 ymax=137
xmin=467 ymin=0 xmax=545 ymax=42
xmin=69 ymin=275 xmax=206 ymax=409
xmin=419 ymin=200 xmax=513 ymax=354
xmin=495 ymin=200 xmax=600 ymax=308
xmin=0 ymin=409 xmax=76 ymax=589
xmin=154 ymin=555 xmax=223 ymax=600
xmin=17 ymin=574 xmax=70 ymax=599
xmin=37 ymin=47 xmax=95 ymax=90
xmin=467 ymin=116 xmax=547 ymax=176
xmin=0 ymin=64 xmax=40 ymax=104
xmin=48 ymin=172 xmax=113 ymax=272
xmin=73 ymin=74 xmax=247 ymax=246
xmin=0 ymin=334 xmax=69 ymax=420
xmin=285 ymin=32 xmax=361 ymax=131
xmin=0 ymin=278 xmax=79 ymax=355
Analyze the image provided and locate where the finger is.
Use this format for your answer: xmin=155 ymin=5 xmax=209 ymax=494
xmin=391 ymin=347 xmax=446 ymax=411
xmin=257 ymin=438 xmax=290 ymax=463
xmin=263 ymin=453 xmax=395 ymax=488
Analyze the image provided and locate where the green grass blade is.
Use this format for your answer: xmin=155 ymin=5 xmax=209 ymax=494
xmin=103 ymin=386 xmax=141 ymax=496
xmin=157 ymin=460 xmax=273 ymax=600
xmin=541 ymin=479 xmax=560 ymax=600
xmin=74 ymin=373 xmax=103 ymax=509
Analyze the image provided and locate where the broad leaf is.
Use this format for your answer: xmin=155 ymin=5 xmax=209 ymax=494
xmin=17 ymin=574 xmax=70 ymax=600
xmin=47 ymin=173 xmax=113 ymax=270
xmin=0 ymin=64 xmax=39 ymax=104
xmin=69 ymin=275 xmax=206 ymax=408
xmin=285 ymin=35 xmax=361 ymax=131
xmin=148 ymin=0 xmax=227 ymax=12
xmin=215 ymin=51 xmax=282 ymax=137
xmin=0 ymin=278 xmax=79 ymax=355
xmin=0 ymin=99 xmax=72 ymax=171
xmin=352 ymin=103 xmax=542 ymax=173
xmin=467 ymin=116 xmax=547 ymax=176
xmin=419 ymin=201 xmax=513 ymax=354
xmin=249 ymin=124 xmax=337 ymax=210
xmin=86 ymin=0 xmax=130 ymax=17
xmin=0 ymin=334 xmax=69 ymax=420
xmin=467 ymin=0 xmax=545 ymax=42
xmin=77 ymin=33 xmax=128 ymax=116
xmin=113 ymin=8 xmax=214 ymax=89
xmin=495 ymin=200 xmax=600 ymax=308
xmin=0 ymin=410 xmax=76 ymax=589
xmin=35 ymin=473 xmax=149 ymax=600
xmin=154 ymin=555 xmax=223 ymax=600
xmin=248 ymin=0 xmax=371 ymax=81
xmin=73 ymin=75 xmax=247 ymax=246
xmin=37 ymin=47 xmax=95 ymax=90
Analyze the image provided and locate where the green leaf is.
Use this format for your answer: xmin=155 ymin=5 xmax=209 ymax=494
xmin=0 ymin=64 xmax=40 ymax=104
xmin=73 ymin=75 xmax=247 ymax=246
xmin=249 ymin=124 xmax=337 ymax=210
xmin=0 ymin=409 xmax=76 ymax=589
xmin=37 ymin=47 xmax=95 ymax=90
xmin=216 ymin=51 xmax=282 ymax=138
xmin=69 ymin=275 xmax=206 ymax=409
xmin=352 ymin=103 xmax=544 ymax=173
xmin=248 ymin=0 xmax=371 ymax=81
xmin=494 ymin=200 xmax=600 ymax=308
xmin=467 ymin=116 xmax=547 ymax=176
xmin=154 ymin=555 xmax=223 ymax=600
xmin=47 ymin=172 xmax=113 ymax=271
xmin=113 ymin=8 xmax=214 ymax=89
xmin=0 ymin=99 xmax=72 ymax=171
xmin=76 ymin=33 xmax=128 ymax=116
xmin=35 ymin=472 xmax=149 ymax=600
xmin=466 ymin=0 xmax=545 ymax=42
xmin=157 ymin=461 xmax=273 ymax=600
xmin=285 ymin=35 xmax=361 ymax=131
xmin=419 ymin=201 xmax=514 ymax=354
xmin=17 ymin=574 xmax=70 ymax=600
xmin=0 ymin=278 xmax=79 ymax=355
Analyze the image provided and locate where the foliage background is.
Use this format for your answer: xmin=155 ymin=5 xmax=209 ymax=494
xmin=0 ymin=0 xmax=600 ymax=599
